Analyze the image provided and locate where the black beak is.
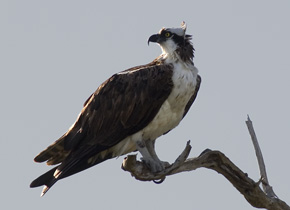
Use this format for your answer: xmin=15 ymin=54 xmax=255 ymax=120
xmin=148 ymin=34 xmax=160 ymax=45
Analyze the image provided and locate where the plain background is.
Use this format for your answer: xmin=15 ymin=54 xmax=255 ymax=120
xmin=1 ymin=0 xmax=289 ymax=209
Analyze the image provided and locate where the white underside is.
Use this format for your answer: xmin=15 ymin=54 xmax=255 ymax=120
xmin=101 ymin=60 xmax=198 ymax=159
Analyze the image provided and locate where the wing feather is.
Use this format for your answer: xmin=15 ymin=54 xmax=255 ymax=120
xmin=183 ymin=74 xmax=201 ymax=118
xmin=34 ymin=63 xmax=174 ymax=169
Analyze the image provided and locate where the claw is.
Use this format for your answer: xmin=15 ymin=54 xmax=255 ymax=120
xmin=141 ymin=158 xmax=167 ymax=173
xmin=153 ymin=177 xmax=166 ymax=184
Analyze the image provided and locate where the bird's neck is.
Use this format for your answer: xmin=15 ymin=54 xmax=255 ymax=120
xmin=161 ymin=45 xmax=194 ymax=66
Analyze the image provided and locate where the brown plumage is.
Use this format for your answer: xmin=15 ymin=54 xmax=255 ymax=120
xmin=30 ymin=22 xmax=201 ymax=196
xmin=30 ymin=61 xmax=176 ymax=192
xmin=34 ymin=61 xmax=173 ymax=164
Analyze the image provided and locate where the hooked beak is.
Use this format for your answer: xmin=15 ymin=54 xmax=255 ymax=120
xmin=148 ymin=34 xmax=161 ymax=45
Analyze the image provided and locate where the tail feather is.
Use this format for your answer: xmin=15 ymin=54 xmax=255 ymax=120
xmin=40 ymin=179 xmax=58 ymax=197
xmin=30 ymin=166 xmax=59 ymax=196
xmin=30 ymin=167 xmax=57 ymax=188
xmin=31 ymin=148 xmax=114 ymax=196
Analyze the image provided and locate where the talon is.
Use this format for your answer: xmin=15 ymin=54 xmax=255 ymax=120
xmin=162 ymin=161 xmax=170 ymax=168
xmin=153 ymin=177 xmax=166 ymax=184
xmin=141 ymin=158 xmax=167 ymax=173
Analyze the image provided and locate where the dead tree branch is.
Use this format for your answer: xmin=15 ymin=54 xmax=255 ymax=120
xmin=122 ymin=118 xmax=290 ymax=210
xmin=246 ymin=115 xmax=277 ymax=198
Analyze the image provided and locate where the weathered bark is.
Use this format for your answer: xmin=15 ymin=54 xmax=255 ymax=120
xmin=121 ymin=118 xmax=290 ymax=210
xmin=246 ymin=116 xmax=277 ymax=198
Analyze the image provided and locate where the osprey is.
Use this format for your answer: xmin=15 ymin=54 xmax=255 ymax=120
xmin=30 ymin=22 xmax=201 ymax=196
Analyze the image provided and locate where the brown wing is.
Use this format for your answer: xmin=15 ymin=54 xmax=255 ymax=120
xmin=183 ymin=74 xmax=201 ymax=118
xmin=34 ymin=62 xmax=174 ymax=166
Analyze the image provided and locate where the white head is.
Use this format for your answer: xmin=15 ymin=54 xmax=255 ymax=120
xmin=148 ymin=22 xmax=194 ymax=63
xmin=162 ymin=21 xmax=187 ymax=37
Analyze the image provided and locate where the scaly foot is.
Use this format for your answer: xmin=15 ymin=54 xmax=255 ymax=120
xmin=141 ymin=157 xmax=170 ymax=173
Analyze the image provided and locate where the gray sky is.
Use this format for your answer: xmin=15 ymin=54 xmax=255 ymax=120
xmin=1 ymin=0 xmax=289 ymax=209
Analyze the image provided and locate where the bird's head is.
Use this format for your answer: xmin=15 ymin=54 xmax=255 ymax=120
xmin=148 ymin=21 xmax=194 ymax=63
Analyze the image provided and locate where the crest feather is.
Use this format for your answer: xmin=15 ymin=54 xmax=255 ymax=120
xmin=181 ymin=21 xmax=187 ymax=33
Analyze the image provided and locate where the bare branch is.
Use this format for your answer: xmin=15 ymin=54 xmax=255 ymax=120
xmin=246 ymin=115 xmax=277 ymax=198
xmin=121 ymin=140 xmax=192 ymax=182
xmin=122 ymin=142 xmax=290 ymax=210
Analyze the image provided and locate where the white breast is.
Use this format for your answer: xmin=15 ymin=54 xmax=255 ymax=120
xmin=105 ymin=62 xmax=198 ymax=158
xmin=140 ymin=62 xmax=198 ymax=140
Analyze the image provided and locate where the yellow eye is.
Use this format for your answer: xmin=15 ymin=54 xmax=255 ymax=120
xmin=165 ymin=32 xmax=171 ymax=37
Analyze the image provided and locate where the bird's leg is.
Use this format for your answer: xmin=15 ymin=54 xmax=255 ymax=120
xmin=136 ymin=139 xmax=169 ymax=173
xmin=145 ymin=139 xmax=170 ymax=168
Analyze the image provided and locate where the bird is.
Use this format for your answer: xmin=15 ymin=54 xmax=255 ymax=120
xmin=30 ymin=21 xmax=201 ymax=196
